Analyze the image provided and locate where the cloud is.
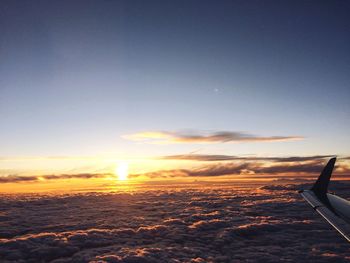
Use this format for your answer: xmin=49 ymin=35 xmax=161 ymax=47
xmin=128 ymin=163 xmax=251 ymax=179
xmin=160 ymin=154 xmax=335 ymax=162
xmin=1 ymin=182 xmax=350 ymax=262
xmin=188 ymin=219 xmax=230 ymax=230
xmin=130 ymin=160 xmax=350 ymax=179
xmin=0 ymin=173 xmax=110 ymax=183
xmin=0 ymin=156 xmax=99 ymax=161
xmin=123 ymin=130 xmax=303 ymax=144
xmin=2 ymin=157 xmax=349 ymax=184
xmin=0 ymin=175 xmax=38 ymax=183
xmin=42 ymin=173 xmax=108 ymax=180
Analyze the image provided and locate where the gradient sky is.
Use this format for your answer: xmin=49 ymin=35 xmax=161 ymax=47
xmin=1 ymin=1 xmax=350 ymax=175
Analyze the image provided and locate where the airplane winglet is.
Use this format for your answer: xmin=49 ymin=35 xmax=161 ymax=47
xmin=311 ymin=157 xmax=336 ymax=197
xmin=300 ymin=157 xmax=350 ymax=242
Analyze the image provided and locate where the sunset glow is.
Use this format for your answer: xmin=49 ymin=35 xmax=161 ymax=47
xmin=116 ymin=162 xmax=129 ymax=181
xmin=1 ymin=1 xmax=350 ymax=261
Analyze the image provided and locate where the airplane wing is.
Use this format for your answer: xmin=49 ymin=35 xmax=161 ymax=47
xmin=299 ymin=157 xmax=350 ymax=242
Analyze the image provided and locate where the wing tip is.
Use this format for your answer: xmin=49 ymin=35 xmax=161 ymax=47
xmin=311 ymin=157 xmax=337 ymax=195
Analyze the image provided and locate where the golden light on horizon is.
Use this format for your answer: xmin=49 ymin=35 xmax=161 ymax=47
xmin=116 ymin=162 xmax=129 ymax=181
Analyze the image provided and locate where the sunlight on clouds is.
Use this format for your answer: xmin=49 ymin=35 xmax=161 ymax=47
xmin=122 ymin=131 xmax=172 ymax=143
xmin=123 ymin=130 xmax=303 ymax=144
xmin=2 ymin=182 xmax=350 ymax=261
xmin=115 ymin=162 xmax=129 ymax=181
xmin=1 ymin=156 xmax=350 ymax=193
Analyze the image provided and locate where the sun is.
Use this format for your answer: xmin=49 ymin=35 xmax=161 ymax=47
xmin=115 ymin=162 xmax=129 ymax=181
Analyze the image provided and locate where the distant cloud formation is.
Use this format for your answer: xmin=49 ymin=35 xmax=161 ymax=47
xmin=160 ymin=154 xmax=334 ymax=162
xmin=123 ymin=130 xmax=303 ymax=144
xmin=0 ymin=173 xmax=109 ymax=183
xmin=1 ymin=182 xmax=350 ymax=262
xmin=1 ymin=156 xmax=349 ymax=183
xmin=130 ymin=159 xmax=350 ymax=179
xmin=0 ymin=175 xmax=38 ymax=183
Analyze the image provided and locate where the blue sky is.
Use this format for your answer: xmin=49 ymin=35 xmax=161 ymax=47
xmin=1 ymin=0 xmax=349 ymax=160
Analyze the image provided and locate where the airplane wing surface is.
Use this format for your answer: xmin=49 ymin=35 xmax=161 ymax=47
xmin=300 ymin=190 xmax=350 ymax=242
xmin=299 ymin=157 xmax=350 ymax=242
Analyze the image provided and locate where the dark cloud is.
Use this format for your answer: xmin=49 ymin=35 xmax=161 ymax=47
xmin=1 ymin=182 xmax=350 ymax=262
xmin=43 ymin=173 xmax=108 ymax=180
xmin=1 ymin=157 xmax=349 ymax=184
xmin=129 ymin=163 xmax=251 ymax=179
xmin=0 ymin=173 xmax=110 ymax=183
xmin=161 ymin=154 xmax=335 ymax=162
xmin=123 ymin=130 xmax=303 ymax=144
xmin=130 ymin=160 xmax=350 ymax=179
xmin=0 ymin=175 xmax=38 ymax=183
xmin=254 ymin=162 xmax=325 ymax=174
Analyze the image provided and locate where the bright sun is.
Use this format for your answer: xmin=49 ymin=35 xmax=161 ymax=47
xmin=115 ymin=162 xmax=129 ymax=181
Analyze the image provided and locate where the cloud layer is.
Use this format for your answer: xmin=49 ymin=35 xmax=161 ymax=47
xmin=123 ymin=130 xmax=303 ymax=144
xmin=130 ymin=159 xmax=350 ymax=179
xmin=1 ymin=156 xmax=349 ymax=183
xmin=161 ymin=154 xmax=334 ymax=162
xmin=1 ymin=181 xmax=350 ymax=262
xmin=0 ymin=173 xmax=109 ymax=183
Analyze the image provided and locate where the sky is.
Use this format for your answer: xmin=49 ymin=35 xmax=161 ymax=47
xmin=0 ymin=1 xmax=350 ymax=190
xmin=1 ymin=2 xmax=350 ymax=260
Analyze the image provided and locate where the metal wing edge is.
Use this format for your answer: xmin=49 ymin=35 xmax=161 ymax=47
xmin=300 ymin=190 xmax=350 ymax=242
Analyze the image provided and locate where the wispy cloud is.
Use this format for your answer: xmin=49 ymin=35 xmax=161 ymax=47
xmin=1 ymin=157 xmax=349 ymax=183
xmin=160 ymin=154 xmax=334 ymax=162
xmin=123 ymin=130 xmax=303 ymax=144
xmin=0 ymin=175 xmax=39 ymax=183
xmin=0 ymin=173 xmax=110 ymax=183
xmin=0 ymin=156 xmax=104 ymax=161
xmin=130 ymin=160 xmax=350 ymax=179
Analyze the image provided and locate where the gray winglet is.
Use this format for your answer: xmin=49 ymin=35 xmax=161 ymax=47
xmin=311 ymin=157 xmax=336 ymax=196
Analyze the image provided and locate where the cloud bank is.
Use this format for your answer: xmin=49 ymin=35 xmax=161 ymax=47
xmin=1 ymin=182 xmax=350 ymax=262
xmin=130 ymin=159 xmax=350 ymax=179
xmin=1 ymin=156 xmax=349 ymax=183
xmin=160 ymin=154 xmax=335 ymax=162
xmin=123 ymin=130 xmax=303 ymax=144
xmin=0 ymin=173 xmax=109 ymax=183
